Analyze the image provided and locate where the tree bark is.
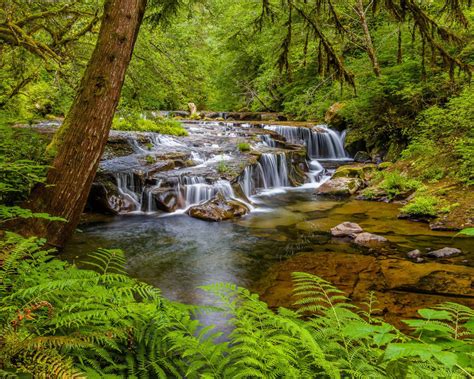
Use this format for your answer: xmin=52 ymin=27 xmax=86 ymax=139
xmin=354 ymin=0 xmax=381 ymax=77
xmin=18 ymin=0 xmax=147 ymax=247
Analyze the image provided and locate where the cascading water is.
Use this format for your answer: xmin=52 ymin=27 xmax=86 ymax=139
xmin=239 ymin=153 xmax=290 ymax=197
xmin=115 ymin=172 xmax=142 ymax=212
xmin=260 ymin=134 xmax=277 ymax=147
xmin=264 ymin=125 xmax=348 ymax=159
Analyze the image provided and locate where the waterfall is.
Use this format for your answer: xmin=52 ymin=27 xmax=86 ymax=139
xmin=264 ymin=125 xmax=348 ymax=159
xmin=182 ymin=176 xmax=235 ymax=207
xmin=260 ymin=134 xmax=277 ymax=147
xmin=115 ymin=172 xmax=142 ymax=212
xmin=239 ymin=153 xmax=289 ymax=197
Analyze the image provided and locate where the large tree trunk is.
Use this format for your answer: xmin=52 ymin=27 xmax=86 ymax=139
xmin=18 ymin=0 xmax=147 ymax=247
xmin=354 ymin=0 xmax=381 ymax=77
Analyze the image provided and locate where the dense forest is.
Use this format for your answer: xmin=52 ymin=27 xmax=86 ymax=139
xmin=1 ymin=0 xmax=473 ymax=377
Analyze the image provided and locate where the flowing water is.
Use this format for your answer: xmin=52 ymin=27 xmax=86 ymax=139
xmin=65 ymin=121 xmax=472 ymax=319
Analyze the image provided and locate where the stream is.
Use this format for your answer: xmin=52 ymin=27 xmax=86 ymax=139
xmin=63 ymin=121 xmax=473 ymax=326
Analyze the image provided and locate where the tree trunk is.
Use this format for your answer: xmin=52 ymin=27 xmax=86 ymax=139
xmin=18 ymin=0 xmax=147 ymax=247
xmin=354 ymin=0 xmax=381 ymax=77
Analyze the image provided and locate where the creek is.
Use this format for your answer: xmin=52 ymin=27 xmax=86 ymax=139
xmin=63 ymin=121 xmax=473 ymax=325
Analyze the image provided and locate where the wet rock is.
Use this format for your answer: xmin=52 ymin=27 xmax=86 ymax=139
xmin=353 ymin=232 xmax=388 ymax=247
xmin=317 ymin=177 xmax=362 ymax=197
xmin=426 ymin=247 xmax=461 ymax=258
xmin=407 ymin=249 xmax=422 ymax=259
xmin=353 ymin=151 xmax=372 ymax=163
xmin=187 ymin=194 xmax=249 ymax=221
xmin=169 ymin=111 xmax=190 ymax=118
xmin=331 ymin=222 xmax=363 ymax=237
xmin=150 ymin=188 xmax=183 ymax=212
xmin=332 ymin=164 xmax=376 ymax=179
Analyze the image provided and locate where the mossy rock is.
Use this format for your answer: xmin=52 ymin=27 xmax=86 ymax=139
xmin=332 ymin=164 xmax=377 ymax=180
xmin=378 ymin=162 xmax=393 ymax=170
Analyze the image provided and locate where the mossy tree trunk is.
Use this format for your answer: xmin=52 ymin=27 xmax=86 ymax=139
xmin=19 ymin=0 xmax=147 ymax=247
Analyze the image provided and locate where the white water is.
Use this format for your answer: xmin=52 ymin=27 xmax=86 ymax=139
xmin=108 ymin=123 xmax=350 ymax=215
xmin=264 ymin=124 xmax=348 ymax=159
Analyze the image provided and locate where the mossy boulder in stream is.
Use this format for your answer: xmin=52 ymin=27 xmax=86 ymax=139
xmin=317 ymin=177 xmax=363 ymax=197
xmin=187 ymin=193 xmax=250 ymax=221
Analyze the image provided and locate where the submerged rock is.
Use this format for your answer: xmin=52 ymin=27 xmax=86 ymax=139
xmin=407 ymin=249 xmax=422 ymax=259
xmin=353 ymin=232 xmax=388 ymax=247
xmin=331 ymin=222 xmax=363 ymax=237
xmin=258 ymin=252 xmax=474 ymax=330
xmin=187 ymin=194 xmax=249 ymax=221
xmin=427 ymin=247 xmax=462 ymax=258
xmin=317 ymin=177 xmax=362 ymax=197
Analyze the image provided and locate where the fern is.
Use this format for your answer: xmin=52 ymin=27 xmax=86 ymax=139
xmin=1 ymin=235 xmax=473 ymax=378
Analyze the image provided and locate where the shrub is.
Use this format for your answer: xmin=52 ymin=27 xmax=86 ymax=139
xmin=401 ymin=195 xmax=439 ymax=217
xmin=237 ymin=142 xmax=251 ymax=152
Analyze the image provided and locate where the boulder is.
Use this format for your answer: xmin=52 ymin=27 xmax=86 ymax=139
xmin=331 ymin=222 xmax=363 ymax=237
xmin=427 ymin=247 xmax=462 ymax=258
xmin=188 ymin=102 xmax=197 ymax=116
xmin=150 ymin=188 xmax=183 ymax=212
xmin=187 ymin=194 xmax=250 ymax=221
xmin=332 ymin=164 xmax=376 ymax=179
xmin=324 ymin=102 xmax=346 ymax=130
xmin=353 ymin=151 xmax=372 ymax=163
xmin=317 ymin=177 xmax=362 ymax=197
xmin=353 ymin=232 xmax=388 ymax=247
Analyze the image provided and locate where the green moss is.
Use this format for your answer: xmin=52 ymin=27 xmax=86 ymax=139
xmin=112 ymin=116 xmax=188 ymax=136
xmin=237 ymin=142 xmax=251 ymax=152
xmin=401 ymin=195 xmax=439 ymax=217
xmin=378 ymin=162 xmax=393 ymax=170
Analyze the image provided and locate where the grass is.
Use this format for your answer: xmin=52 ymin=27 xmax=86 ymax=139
xmin=112 ymin=116 xmax=188 ymax=136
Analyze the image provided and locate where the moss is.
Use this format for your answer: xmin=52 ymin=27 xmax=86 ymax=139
xmin=378 ymin=162 xmax=393 ymax=170
xmin=112 ymin=116 xmax=188 ymax=136
xmin=237 ymin=142 xmax=251 ymax=152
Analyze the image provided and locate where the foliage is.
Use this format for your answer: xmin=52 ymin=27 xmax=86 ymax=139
xmin=1 ymin=235 xmax=473 ymax=378
xmin=0 ymin=125 xmax=48 ymax=204
xmin=400 ymin=195 xmax=439 ymax=218
xmin=112 ymin=115 xmax=188 ymax=136
xmin=457 ymin=228 xmax=474 ymax=237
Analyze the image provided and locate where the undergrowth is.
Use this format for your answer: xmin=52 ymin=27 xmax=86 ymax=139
xmin=1 ymin=234 xmax=473 ymax=378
